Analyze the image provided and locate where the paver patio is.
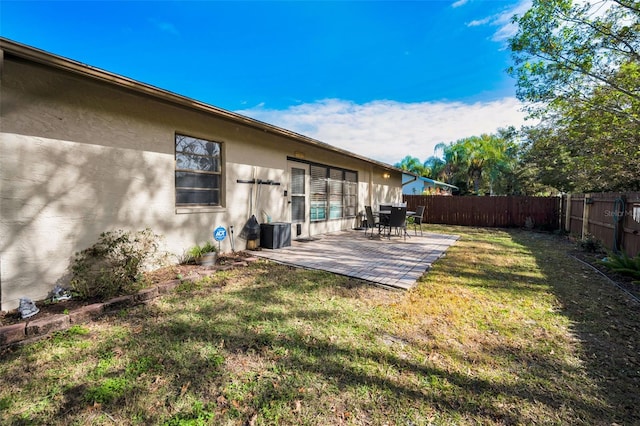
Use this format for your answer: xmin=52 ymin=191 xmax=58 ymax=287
xmin=253 ymin=229 xmax=459 ymax=290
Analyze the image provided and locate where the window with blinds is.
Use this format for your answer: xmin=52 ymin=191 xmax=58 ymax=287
xmin=310 ymin=165 xmax=327 ymax=221
xmin=309 ymin=164 xmax=357 ymax=222
xmin=329 ymin=168 xmax=343 ymax=219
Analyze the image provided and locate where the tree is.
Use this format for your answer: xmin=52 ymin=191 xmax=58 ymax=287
xmin=461 ymin=134 xmax=499 ymax=194
xmin=423 ymin=156 xmax=446 ymax=180
xmin=484 ymin=128 xmax=529 ymax=195
xmin=521 ymin=98 xmax=640 ymax=192
xmin=394 ymin=155 xmax=426 ymax=176
xmin=509 ymin=0 xmax=639 ymax=120
xmin=434 ymin=141 xmax=469 ymax=192
xmin=509 ymin=0 xmax=640 ymax=192
xmin=519 ymin=124 xmax=575 ymax=193
xmin=434 ymin=131 xmax=524 ymax=195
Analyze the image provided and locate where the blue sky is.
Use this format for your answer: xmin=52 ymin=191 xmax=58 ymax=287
xmin=1 ymin=0 xmax=532 ymax=165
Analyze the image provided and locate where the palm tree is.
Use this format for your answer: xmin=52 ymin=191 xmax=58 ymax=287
xmin=435 ymin=141 xmax=468 ymax=191
xmin=395 ymin=155 xmax=426 ymax=176
xmin=463 ymin=134 xmax=501 ymax=194
xmin=435 ymin=131 xmax=520 ymax=195
xmin=423 ymin=156 xmax=446 ymax=180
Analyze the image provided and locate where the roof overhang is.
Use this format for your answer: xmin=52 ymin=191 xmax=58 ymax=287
xmin=0 ymin=37 xmax=404 ymax=175
xmin=401 ymin=172 xmax=458 ymax=190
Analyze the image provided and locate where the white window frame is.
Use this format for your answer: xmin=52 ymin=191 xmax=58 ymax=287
xmin=175 ymin=133 xmax=222 ymax=207
xmin=308 ymin=163 xmax=358 ymax=222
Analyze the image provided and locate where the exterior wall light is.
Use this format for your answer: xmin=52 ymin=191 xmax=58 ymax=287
xmin=382 ymin=172 xmax=391 ymax=179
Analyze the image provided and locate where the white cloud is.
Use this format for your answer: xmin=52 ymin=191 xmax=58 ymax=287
xmin=466 ymin=0 xmax=531 ymax=42
xmin=468 ymin=17 xmax=491 ymax=27
xmin=476 ymin=0 xmax=615 ymax=44
xmin=491 ymin=2 xmax=531 ymax=42
xmin=236 ymin=98 xmax=531 ymax=165
xmin=481 ymin=0 xmax=619 ymax=45
xmin=451 ymin=0 xmax=469 ymax=8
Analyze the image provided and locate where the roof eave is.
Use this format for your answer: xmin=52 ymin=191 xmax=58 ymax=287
xmin=0 ymin=37 xmax=403 ymax=174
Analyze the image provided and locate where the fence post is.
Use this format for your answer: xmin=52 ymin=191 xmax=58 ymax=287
xmin=582 ymin=193 xmax=592 ymax=239
xmin=564 ymin=194 xmax=571 ymax=232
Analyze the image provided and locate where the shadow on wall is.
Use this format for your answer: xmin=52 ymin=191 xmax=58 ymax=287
xmin=0 ymin=56 xmax=248 ymax=310
xmin=374 ymin=183 xmax=402 ymax=206
xmin=0 ymin=134 xmax=218 ymax=311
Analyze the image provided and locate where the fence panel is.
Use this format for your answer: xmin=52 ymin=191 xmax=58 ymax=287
xmin=403 ymin=195 xmax=560 ymax=229
xmin=402 ymin=192 xmax=640 ymax=257
xmin=568 ymin=194 xmax=585 ymax=236
xmin=568 ymin=192 xmax=640 ymax=257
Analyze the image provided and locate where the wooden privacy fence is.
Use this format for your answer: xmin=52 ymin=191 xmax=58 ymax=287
xmin=564 ymin=192 xmax=640 ymax=257
xmin=403 ymin=195 xmax=561 ymax=229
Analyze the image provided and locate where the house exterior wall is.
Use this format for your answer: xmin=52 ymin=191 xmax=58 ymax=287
xmin=0 ymin=53 xmax=401 ymax=311
xmin=403 ymin=180 xmax=425 ymax=195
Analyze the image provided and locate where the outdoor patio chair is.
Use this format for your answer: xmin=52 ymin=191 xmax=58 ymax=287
xmin=382 ymin=206 xmax=407 ymax=240
xmin=411 ymin=205 xmax=425 ymax=236
xmin=378 ymin=204 xmax=392 ymax=227
xmin=364 ymin=206 xmax=380 ymax=237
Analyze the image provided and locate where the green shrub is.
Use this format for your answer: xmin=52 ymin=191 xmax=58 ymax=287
xmin=70 ymin=228 xmax=165 ymax=299
xmin=598 ymin=251 xmax=640 ymax=282
xmin=577 ymin=234 xmax=603 ymax=253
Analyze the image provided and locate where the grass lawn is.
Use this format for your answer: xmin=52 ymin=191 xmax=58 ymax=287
xmin=1 ymin=226 xmax=638 ymax=425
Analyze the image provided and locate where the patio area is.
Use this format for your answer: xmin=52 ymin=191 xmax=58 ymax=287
xmin=253 ymin=229 xmax=459 ymax=290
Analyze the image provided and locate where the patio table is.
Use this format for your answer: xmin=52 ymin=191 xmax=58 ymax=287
xmin=377 ymin=210 xmax=415 ymax=239
xmin=378 ymin=210 xmax=416 ymax=216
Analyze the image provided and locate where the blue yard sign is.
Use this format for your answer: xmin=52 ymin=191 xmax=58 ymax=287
xmin=213 ymin=226 xmax=227 ymax=242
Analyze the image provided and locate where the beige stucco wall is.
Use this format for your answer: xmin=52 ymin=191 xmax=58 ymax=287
xmin=0 ymin=55 xmax=401 ymax=311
